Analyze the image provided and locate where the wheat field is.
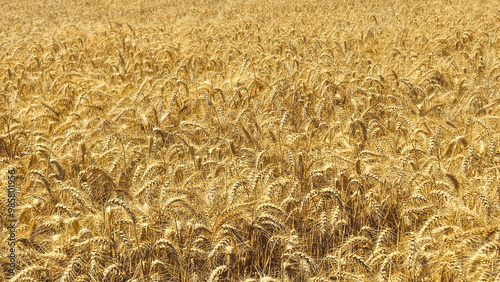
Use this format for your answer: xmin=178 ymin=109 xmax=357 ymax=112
xmin=1 ymin=0 xmax=500 ymax=281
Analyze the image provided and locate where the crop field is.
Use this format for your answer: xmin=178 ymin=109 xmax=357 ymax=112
xmin=1 ymin=0 xmax=500 ymax=281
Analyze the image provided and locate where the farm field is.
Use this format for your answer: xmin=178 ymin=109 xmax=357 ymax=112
xmin=1 ymin=0 xmax=500 ymax=280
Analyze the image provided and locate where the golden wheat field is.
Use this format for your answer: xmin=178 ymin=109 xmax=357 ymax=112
xmin=1 ymin=0 xmax=500 ymax=280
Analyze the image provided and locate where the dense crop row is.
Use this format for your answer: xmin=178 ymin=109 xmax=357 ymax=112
xmin=1 ymin=0 xmax=500 ymax=281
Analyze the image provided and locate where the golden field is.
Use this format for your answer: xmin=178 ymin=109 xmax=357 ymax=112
xmin=1 ymin=0 xmax=500 ymax=280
